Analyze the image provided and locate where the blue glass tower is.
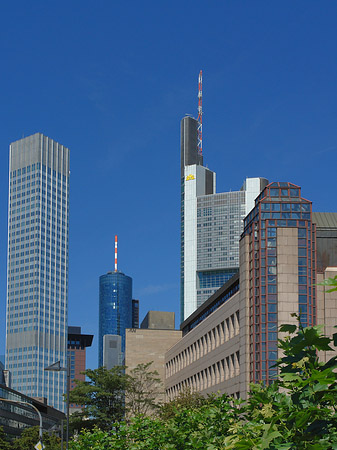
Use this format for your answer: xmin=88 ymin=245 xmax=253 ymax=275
xmin=98 ymin=271 xmax=132 ymax=367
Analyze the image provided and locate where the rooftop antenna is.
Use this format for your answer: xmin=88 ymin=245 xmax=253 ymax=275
xmin=114 ymin=235 xmax=118 ymax=272
xmin=197 ymin=70 xmax=203 ymax=156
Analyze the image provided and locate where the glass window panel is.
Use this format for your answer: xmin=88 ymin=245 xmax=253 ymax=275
xmin=298 ymin=228 xmax=306 ymax=238
xmin=290 ymin=189 xmax=299 ymax=197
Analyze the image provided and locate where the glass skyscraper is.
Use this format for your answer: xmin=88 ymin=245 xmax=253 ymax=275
xmin=98 ymin=271 xmax=133 ymax=367
xmin=5 ymin=133 xmax=69 ymax=411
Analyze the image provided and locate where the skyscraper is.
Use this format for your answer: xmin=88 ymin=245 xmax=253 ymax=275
xmin=180 ymin=115 xmax=268 ymax=322
xmin=98 ymin=271 xmax=133 ymax=367
xmin=5 ymin=133 xmax=69 ymax=411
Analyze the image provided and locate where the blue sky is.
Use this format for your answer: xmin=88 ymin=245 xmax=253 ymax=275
xmin=0 ymin=1 xmax=336 ymax=369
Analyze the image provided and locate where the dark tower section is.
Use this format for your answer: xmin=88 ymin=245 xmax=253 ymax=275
xmin=132 ymin=299 xmax=140 ymax=328
xmin=180 ymin=116 xmax=203 ymax=177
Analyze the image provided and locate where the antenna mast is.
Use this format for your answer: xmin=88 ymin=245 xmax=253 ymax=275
xmin=197 ymin=70 xmax=203 ymax=156
xmin=114 ymin=235 xmax=118 ymax=272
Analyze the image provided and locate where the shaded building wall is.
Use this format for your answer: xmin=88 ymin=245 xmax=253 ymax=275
xmin=313 ymin=213 xmax=337 ymax=272
xmin=103 ymin=335 xmax=122 ymax=369
xmin=140 ymin=311 xmax=175 ymax=330
xmin=317 ymin=267 xmax=337 ymax=362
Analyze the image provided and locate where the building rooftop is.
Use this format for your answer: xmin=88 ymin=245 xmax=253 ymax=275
xmin=313 ymin=212 xmax=337 ymax=229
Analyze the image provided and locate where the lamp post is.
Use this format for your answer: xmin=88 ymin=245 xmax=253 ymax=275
xmin=45 ymin=357 xmax=70 ymax=450
xmin=0 ymin=397 xmax=43 ymax=442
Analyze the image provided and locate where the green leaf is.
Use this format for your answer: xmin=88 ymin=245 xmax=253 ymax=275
xmin=279 ymin=324 xmax=297 ymax=334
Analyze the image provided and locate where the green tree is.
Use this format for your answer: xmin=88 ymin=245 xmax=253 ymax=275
xmin=68 ymin=366 xmax=128 ymax=430
xmin=0 ymin=427 xmax=10 ymax=450
xmin=12 ymin=426 xmax=61 ymax=450
xmin=126 ymin=362 xmax=162 ymax=416
xmin=320 ymin=274 xmax=337 ymax=292
xmin=159 ymin=387 xmax=209 ymax=421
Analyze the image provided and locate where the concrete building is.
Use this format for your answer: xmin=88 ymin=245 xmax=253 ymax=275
xmin=125 ymin=311 xmax=181 ymax=405
xmin=103 ymin=335 xmax=122 ymax=369
xmin=140 ymin=311 xmax=175 ymax=330
xmin=5 ymin=133 xmax=70 ymax=411
xmin=166 ymin=182 xmax=337 ymax=400
xmin=180 ymin=116 xmax=268 ymax=321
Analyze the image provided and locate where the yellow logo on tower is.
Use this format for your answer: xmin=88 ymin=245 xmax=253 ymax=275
xmin=186 ymin=174 xmax=195 ymax=181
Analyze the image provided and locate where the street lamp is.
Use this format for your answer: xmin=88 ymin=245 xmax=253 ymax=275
xmin=0 ymin=397 xmax=43 ymax=444
xmin=45 ymin=357 xmax=70 ymax=450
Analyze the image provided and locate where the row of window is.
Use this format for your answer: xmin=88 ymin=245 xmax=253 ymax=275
xmin=166 ymin=351 xmax=240 ymax=400
xmin=166 ymin=311 xmax=240 ymax=378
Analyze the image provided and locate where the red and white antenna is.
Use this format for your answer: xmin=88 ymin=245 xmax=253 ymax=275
xmin=197 ymin=70 xmax=203 ymax=156
xmin=114 ymin=235 xmax=118 ymax=272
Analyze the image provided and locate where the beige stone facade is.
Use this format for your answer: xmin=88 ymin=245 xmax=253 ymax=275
xmin=277 ymin=228 xmax=299 ymax=342
xmin=165 ymin=291 xmax=241 ymax=400
xmin=125 ymin=328 xmax=182 ymax=404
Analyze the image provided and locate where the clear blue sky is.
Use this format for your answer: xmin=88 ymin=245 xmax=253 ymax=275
xmin=0 ymin=1 xmax=336 ymax=370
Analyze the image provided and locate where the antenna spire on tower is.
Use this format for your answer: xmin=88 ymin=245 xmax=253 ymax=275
xmin=197 ymin=70 xmax=203 ymax=156
xmin=114 ymin=235 xmax=118 ymax=272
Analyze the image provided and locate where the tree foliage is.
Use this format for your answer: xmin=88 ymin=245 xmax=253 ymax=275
xmin=126 ymin=362 xmax=162 ymax=416
xmin=68 ymin=365 xmax=128 ymax=430
xmin=11 ymin=426 xmax=61 ymax=450
xmin=319 ymin=274 xmax=337 ymax=292
xmin=159 ymin=388 xmax=210 ymax=421
xmin=0 ymin=427 xmax=10 ymax=450
xmin=69 ymin=362 xmax=164 ymax=430
xmin=70 ymin=321 xmax=337 ymax=450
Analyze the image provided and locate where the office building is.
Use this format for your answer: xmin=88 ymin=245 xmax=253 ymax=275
xmin=67 ymin=326 xmax=93 ymax=413
xmin=125 ymin=311 xmax=182 ymax=407
xmin=98 ymin=271 xmax=133 ymax=367
xmin=180 ymin=115 xmax=268 ymax=321
xmin=166 ymin=182 xmax=337 ymax=400
xmin=5 ymin=133 xmax=69 ymax=411
xmin=0 ymin=384 xmax=65 ymax=439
